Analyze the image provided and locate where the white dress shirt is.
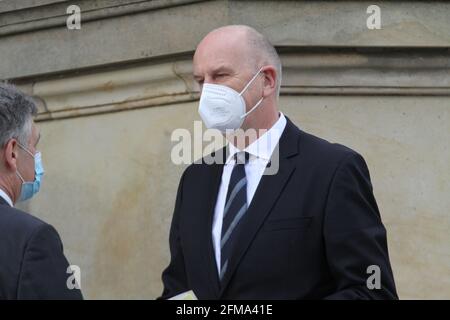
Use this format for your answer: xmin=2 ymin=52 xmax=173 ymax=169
xmin=212 ymin=113 xmax=287 ymax=274
xmin=0 ymin=188 xmax=13 ymax=207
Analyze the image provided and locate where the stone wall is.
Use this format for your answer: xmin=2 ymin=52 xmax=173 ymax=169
xmin=1 ymin=0 xmax=449 ymax=299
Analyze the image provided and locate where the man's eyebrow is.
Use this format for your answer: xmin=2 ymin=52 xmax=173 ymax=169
xmin=211 ymin=65 xmax=233 ymax=74
xmin=193 ymin=65 xmax=234 ymax=79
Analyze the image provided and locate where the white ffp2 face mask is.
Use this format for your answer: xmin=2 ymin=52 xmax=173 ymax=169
xmin=198 ymin=67 xmax=264 ymax=132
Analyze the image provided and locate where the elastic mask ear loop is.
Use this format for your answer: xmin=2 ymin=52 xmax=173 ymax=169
xmin=240 ymin=98 xmax=264 ymax=119
xmin=16 ymin=143 xmax=35 ymax=183
xmin=17 ymin=143 xmax=34 ymax=157
xmin=239 ymin=67 xmax=264 ymax=96
xmin=239 ymin=67 xmax=265 ymax=119
xmin=16 ymin=143 xmax=32 ymax=183
xmin=16 ymin=170 xmax=25 ymax=183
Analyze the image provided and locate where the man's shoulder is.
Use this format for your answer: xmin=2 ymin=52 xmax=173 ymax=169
xmin=287 ymin=118 xmax=365 ymax=172
xmin=182 ymin=146 xmax=228 ymax=177
xmin=180 ymin=119 xmax=366 ymax=178
xmin=299 ymin=129 xmax=359 ymax=160
xmin=0 ymin=205 xmax=50 ymax=240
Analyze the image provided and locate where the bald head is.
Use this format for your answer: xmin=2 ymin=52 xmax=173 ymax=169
xmin=194 ymin=25 xmax=282 ymax=97
xmin=194 ymin=25 xmax=281 ymax=134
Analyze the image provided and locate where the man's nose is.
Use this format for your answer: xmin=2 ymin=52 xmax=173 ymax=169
xmin=203 ymin=75 xmax=214 ymax=84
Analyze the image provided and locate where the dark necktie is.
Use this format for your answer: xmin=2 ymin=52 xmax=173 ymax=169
xmin=220 ymin=151 xmax=249 ymax=281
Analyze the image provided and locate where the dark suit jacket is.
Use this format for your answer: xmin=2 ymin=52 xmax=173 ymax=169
xmin=0 ymin=197 xmax=83 ymax=299
xmin=161 ymin=117 xmax=397 ymax=300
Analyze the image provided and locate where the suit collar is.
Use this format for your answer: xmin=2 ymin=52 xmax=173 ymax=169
xmin=280 ymin=116 xmax=301 ymax=159
xmin=0 ymin=188 xmax=13 ymax=207
xmin=196 ymin=160 xmax=224 ymax=298
xmin=0 ymin=196 xmax=7 ymax=206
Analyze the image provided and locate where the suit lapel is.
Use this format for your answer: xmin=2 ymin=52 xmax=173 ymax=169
xmin=197 ymin=149 xmax=227 ymax=298
xmin=0 ymin=195 xmax=9 ymax=207
xmin=218 ymin=118 xmax=301 ymax=296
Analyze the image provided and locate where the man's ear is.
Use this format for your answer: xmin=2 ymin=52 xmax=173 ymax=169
xmin=3 ymin=139 xmax=18 ymax=172
xmin=262 ymin=66 xmax=277 ymax=97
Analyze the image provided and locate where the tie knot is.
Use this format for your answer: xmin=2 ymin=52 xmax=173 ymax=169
xmin=234 ymin=151 xmax=249 ymax=165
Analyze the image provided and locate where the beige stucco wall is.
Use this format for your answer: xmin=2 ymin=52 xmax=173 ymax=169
xmin=19 ymin=95 xmax=449 ymax=299
xmin=283 ymin=96 xmax=450 ymax=300
xmin=21 ymin=103 xmax=192 ymax=299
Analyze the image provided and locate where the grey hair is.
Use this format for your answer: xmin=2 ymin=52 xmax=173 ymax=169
xmin=243 ymin=26 xmax=282 ymax=99
xmin=0 ymin=82 xmax=37 ymax=148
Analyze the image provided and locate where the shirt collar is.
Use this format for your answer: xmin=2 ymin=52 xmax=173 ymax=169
xmin=226 ymin=112 xmax=287 ymax=164
xmin=0 ymin=188 xmax=13 ymax=207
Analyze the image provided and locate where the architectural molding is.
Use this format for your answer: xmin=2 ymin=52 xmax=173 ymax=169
xmin=2 ymin=1 xmax=450 ymax=80
xmin=0 ymin=0 xmax=206 ymax=36
xmin=15 ymin=48 xmax=449 ymax=122
xmin=280 ymin=49 xmax=450 ymax=96
xmin=24 ymin=58 xmax=198 ymax=121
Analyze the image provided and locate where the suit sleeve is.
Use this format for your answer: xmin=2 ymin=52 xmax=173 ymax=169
xmin=159 ymin=169 xmax=189 ymax=299
xmin=323 ymin=152 xmax=398 ymax=300
xmin=17 ymin=223 xmax=83 ymax=300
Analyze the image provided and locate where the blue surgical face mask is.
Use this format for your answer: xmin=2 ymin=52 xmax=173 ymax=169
xmin=16 ymin=144 xmax=44 ymax=202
